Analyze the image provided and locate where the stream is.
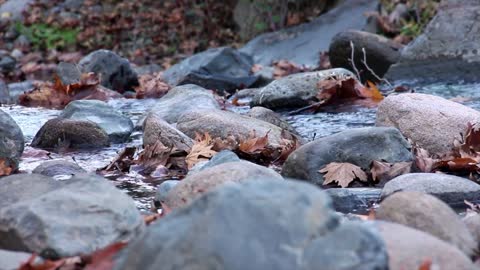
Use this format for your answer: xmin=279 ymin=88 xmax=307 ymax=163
xmin=7 ymin=81 xmax=480 ymax=211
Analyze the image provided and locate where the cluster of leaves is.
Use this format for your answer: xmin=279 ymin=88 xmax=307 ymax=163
xmin=18 ymin=73 xmax=121 ymax=109
xmin=319 ymin=160 xmax=412 ymax=188
xmin=372 ymin=0 xmax=441 ymax=44
xmin=290 ymin=75 xmax=384 ymax=115
xmin=99 ymin=130 xmax=300 ymax=179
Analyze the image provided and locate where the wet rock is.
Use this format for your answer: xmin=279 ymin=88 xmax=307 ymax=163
xmin=177 ymin=109 xmax=292 ymax=147
xmin=133 ymin=64 xmax=162 ymax=76
xmin=376 ymin=191 xmax=477 ymax=257
xmin=31 ymin=118 xmax=109 ymax=150
xmin=0 ymin=174 xmax=144 ymax=259
xmin=386 ymin=1 xmax=480 ymax=82
xmin=373 ymin=221 xmax=476 ymax=270
xmin=329 ymin=30 xmax=403 ymax=83
xmin=247 ymin=106 xmax=296 ymax=133
xmin=60 ymin=100 xmax=133 ymax=143
xmin=0 ymin=249 xmax=42 ymax=270
xmin=163 ymin=161 xmax=282 ymax=209
xmin=240 ymin=0 xmax=378 ymax=67
xmin=7 ymin=81 xmax=34 ymax=104
xmin=0 ymin=80 xmax=9 ymax=104
xmin=116 ymin=179 xmax=389 ymax=270
xmin=376 ymin=93 xmax=480 ymax=155
xmin=162 ymin=47 xmax=257 ymax=93
xmin=325 ymin=188 xmax=381 ymax=213
xmin=32 ymin=160 xmax=86 ymax=178
xmin=282 ymin=127 xmax=413 ymax=186
xmin=146 ymin=84 xmax=220 ymax=124
xmin=0 ymin=109 xmax=24 ymax=171
xmin=154 ymin=180 xmax=180 ymax=207
xmin=78 ymin=50 xmax=139 ymax=93
xmin=142 ymin=112 xmax=193 ymax=152
xmin=56 ymin=62 xmax=81 ymax=86
xmin=381 ymin=173 xmax=480 ymax=207
xmin=188 ymin=150 xmax=240 ymax=175
xmin=463 ymin=212 xmax=480 ymax=248
xmin=250 ymin=68 xmax=355 ymax=109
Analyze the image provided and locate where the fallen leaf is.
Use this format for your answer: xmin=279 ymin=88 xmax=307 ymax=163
xmin=370 ymin=160 xmax=412 ymax=182
xmin=434 ymin=157 xmax=480 ymax=172
xmin=238 ymin=131 xmax=269 ymax=154
xmin=0 ymin=158 xmax=13 ymax=176
xmin=365 ymin=81 xmax=384 ymax=101
xmin=134 ymin=72 xmax=170 ymax=99
xmin=82 ymin=242 xmax=128 ymax=270
xmin=414 ymin=147 xmax=437 ymax=173
xmin=144 ymin=213 xmax=163 ymax=225
xmin=18 ymin=254 xmax=65 ymax=270
xmin=417 ymin=259 xmax=432 ymax=270
xmin=319 ymin=162 xmax=367 ymax=188
xmin=185 ymin=133 xmax=217 ymax=169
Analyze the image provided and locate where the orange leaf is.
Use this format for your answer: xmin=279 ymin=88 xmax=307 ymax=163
xmin=319 ymin=162 xmax=367 ymax=188
xmin=0 ymin=158 xmax=13 ymax=176
xmin=238 ymin=131 xmax=269 ymax=154
xmin=83 ymin=242 xmax=128 ymax=270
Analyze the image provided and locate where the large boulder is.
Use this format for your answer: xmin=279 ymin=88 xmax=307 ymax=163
xmin=60 ymin=100 xmax=134 ymax=143
xmin=31 ymin=118 xmax=109 ymax=150
xmin=240 ymin=0 xmax=378 ymax=67
xmin=376 ymin=93 xmax=480 ymax=155
xmin=373 ymin=221 xmax=476 ymax=270
xmin=163 ymin=161 xmax=282 ymax=209
xmin=0 ymin=174 xmax=144 ymax=259
xmin=146 ymin=84 xmax=221 ymax=124
xmin=250 ymin=68 xmax=355 ymax=109
xmin=463 ymin=212 xmax=480 ymax=249
xmin=78 ymin=50 xmax=139 ymax=93
xmin=162 ymin=47 xmax=257 ymax=93
xmin=0 ymin=109 xmax=24 ymax=172
xmin=142 ymin=112 xmax=193 ymax=152
xmin=385 ymin=0 xmax=480 ymax=82
xmin=177 ymin=109 xmax=293 ymax=147
xmin=381 ymin=173 xmax=480 ymax=207
xmin=376 ymin=192 xmax=477 ymax=257
xmin=282 ymin=127 xmax=413 ymax=186
xmin=329 ymin=30 xmax=403 ymax=83
xmin=116 ymin=179 xmax=389 ymax=270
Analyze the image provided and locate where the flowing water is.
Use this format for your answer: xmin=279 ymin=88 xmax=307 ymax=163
xmin=7 ymin=82 xmax=480 ymax=211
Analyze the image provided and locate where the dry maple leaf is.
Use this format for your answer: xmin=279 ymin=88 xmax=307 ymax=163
xmin=319 ymin=162 xmax=367 ymax=188
xmin=238 ymin=130 xmax=269 ymax=154
xmin=370 ymin=160 xmax=412 ymax=182
xmin=414 ymin=147 xmax=437 ymax=173
xmin=186 ymin=134 xmax=217 ymax=169
xmin=0 ymin=158 xmax=13 ymax=176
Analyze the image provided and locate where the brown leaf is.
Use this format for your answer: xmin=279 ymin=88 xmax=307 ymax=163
xmin=370 ymin=160 xmax=391 ymax=182
xmin=135 ymin=73 xmax=170 ymax=99
xmin=18 ymin=254 xmax=65 ymax=270
xmin=82 ymin=242 xmax=128 ymax=270
xmin=238 ymin=131 xmax=269 ymax=154
xmin=319 ymin=162 xmax=367 ymax=188
xmin=272 ymin=60 xmax=310 ymax=79
xmin=186 ymin=133 xmax=217 ymax=169
xmin=417 ymin=259 xmax=432 ymax=270
xmin=414 ymin=147 xmax=437 ymax=173
xmin=461 ymin=122 xmax=480 ymax=153
xmin=370 ymin=160 xmax=412 ymax=182
xmin=0 ymin=158 xmax=13 ymax=176
xmin=434 ymin=157 xmax=480 ymax=172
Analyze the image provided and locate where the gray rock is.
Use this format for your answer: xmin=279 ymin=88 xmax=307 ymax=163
xmin=247 ymin=106 xmax=296 ymax=133
xmin=142 ymin=112 xmax=193 ymax=152
xmin=0 ymin=174 xmax=144 ymax=259
xmin=385 ymin=1 xmax=480 ymax=82
xmin=162 ymin=47 xmax=257 ymax=93
xmin=163 ymin=161 xmax=283 ymax=209
xmin=115 ymin=179 xmax=388 ymax=270
xmin=188 ymin=150 xmax=240 ymax=175
xmin=0 ymin=0 xmax=32 ymax=21
xmin=133 ymin=64 xmax=162 ymax=76
xmin=32 ymin=160 xmax=86 ymax=178
xmin=31 ymin=118 xmax=109 ymax=150
xmin=60 ymin=100 xmax=133 ymax=143
xmin=381 ymin=173 xmax=480 ymax=207
xmin=0 ymin=55 xmax=15 ymax=74
xmin=282 ymin=127 xmax=413 ymax=186
xmin=329 ymin=30 xmax=403 ymax=83
xmin=56 ymin=62 xmax=81 ymax=86
xmin=78 ymin=50 xmax=139 ymax=93
xmin=325 ymin=188 xmax=382 ymax=213
xmin=0 ymin=81 xmax=9 ymax=105
xmin=251 ymin=68 xmax=355 ymax=109
xmin=240 ymin=0 xmax=379 ymax=67
xmin=0 ymin=174 xmax=61 ymax=210
xmin=154 ymin=180 xmax=180 ymax=206
xmin=0 ymin=109 xmax=24 ymax=171
xmin=146 ymin=84 xmax=220 ymax=124
xmin=376 ymin=191 xmax=477 ymax=257
xmin=463 ymin=212 xmax=480 ymax=249
xmin=376 ymin=93 xmax=480 ymax=155
xmin=177 ymin=109 xmax=293 ymax=147
xmin=0 ymin=249 xmax=42 ymax=270
xmin=7 ymin=81 xmax=34 ymax=104
xmin=373 ymin=221 xmax=476 ymax=270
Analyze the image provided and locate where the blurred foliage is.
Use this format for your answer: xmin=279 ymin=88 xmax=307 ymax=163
xmin=15 ymin=22 xmax=79 ymax=50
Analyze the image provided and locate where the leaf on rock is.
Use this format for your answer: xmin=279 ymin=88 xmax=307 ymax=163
xmin=0 ymin=158 xmax=13 ymax=176
xmin=370 ymin=160 xmax=412 ymax=182
xmin=238 ymin=130 xmax=269 ymax=154
xmin=186 ymin=133 xmax=217 ymax=169
xmin=460 ymin=122 xmax=480 ymax=154
xmin=134 ymin=72 xmax=170 ymax=99
xmin=414 ymin=147 xmax=437 ymax=173
xmin=434 ymin=157 xmax=480 ymax=172
xmin=272 ymin=60 xmax=310 ymax=79
xmin=83 ymin=242 xmax=128 ymax=270
xmin=319 ymin=162 xmax=367 ymax=188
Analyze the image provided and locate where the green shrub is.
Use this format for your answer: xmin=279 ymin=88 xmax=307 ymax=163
xmin=15 ymin=23 xmax=79 ymax=50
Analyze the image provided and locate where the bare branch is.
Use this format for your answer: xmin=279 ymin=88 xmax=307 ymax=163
xmin=349 ymin=41 xmax=361 ymax=79
xmin=360 ymin=47 xmax=392 ymax=88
